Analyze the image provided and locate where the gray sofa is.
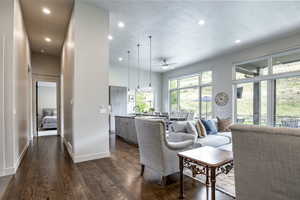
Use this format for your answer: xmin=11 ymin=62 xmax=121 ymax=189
xmin=169 ymin=121 xmax=232 ymax=148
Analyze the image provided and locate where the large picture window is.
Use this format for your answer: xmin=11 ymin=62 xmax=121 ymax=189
xmin=233 ymin=48 xmax=300 ymax=128
xmin=169 ymin=71 xmax=213 ymax=119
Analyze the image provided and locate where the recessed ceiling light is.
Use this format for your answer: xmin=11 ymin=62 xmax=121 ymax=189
xmin=198 ymin=19 xmax=205 ymax=26
xmin=235 ymin=39 xmax=241 ymax=44
xmin=42 ymin=7 xmax=51 ymax=15
xmin=45 ymin=37 xmax=52 ymax=42
xmin=108 ymin=35 xmax=113 ymax=40
xmin=118 ymin=57 xmax=123 ymax=62
xmin=118 ymin=21 xmax=125 ymax=28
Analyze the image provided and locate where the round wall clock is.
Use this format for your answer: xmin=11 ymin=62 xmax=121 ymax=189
xmin=215 ymin=92 xmax=229 ymax=106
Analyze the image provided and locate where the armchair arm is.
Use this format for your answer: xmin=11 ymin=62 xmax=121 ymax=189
xmin=166 ymin=140 xmax=194 ymax=150
xmin=167 ymin=132 xmax=197 ymax=143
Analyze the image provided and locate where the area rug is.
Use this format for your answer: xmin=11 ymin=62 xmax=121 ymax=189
xmin=184 ymin=168 xmax=235 ymax=198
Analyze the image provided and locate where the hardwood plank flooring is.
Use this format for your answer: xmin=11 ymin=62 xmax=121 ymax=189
xmin=2 ymin=135 xmax=234 ymax=200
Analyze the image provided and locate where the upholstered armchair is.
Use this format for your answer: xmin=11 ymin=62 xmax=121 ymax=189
xmin=231 ymin=125 xmax=300 ymax=200
xmin=135 ymin=118 xmax=195 ymax=185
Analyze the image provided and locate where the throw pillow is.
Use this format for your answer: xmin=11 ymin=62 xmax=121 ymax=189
xmin=201 ymin=119 xmax=218 ymax=135
xmin=186 ymin=121 xmax=198 ymax=136
xmin=195 ymin=120 xmax=207 ymax=137
xmin=217 ymin=117 xmax=232 ymax=132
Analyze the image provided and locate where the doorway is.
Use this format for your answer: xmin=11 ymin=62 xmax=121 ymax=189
xmin=36 ymin=81 xmax=58 ymax=137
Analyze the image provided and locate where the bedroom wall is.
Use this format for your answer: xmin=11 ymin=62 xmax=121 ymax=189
xmin=38 ymin=84 xmax=57 ymax=115
xmin=162 ymin=31 xmax=300 ymax=119
xmin=109 ymin=65 xmax=163 ymax=112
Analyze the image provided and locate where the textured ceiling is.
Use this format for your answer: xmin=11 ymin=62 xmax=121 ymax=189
xmin=84 ymin=0 xmax=300 ymax=72
xmin=20 ymin=0 xmax=74 ymax=57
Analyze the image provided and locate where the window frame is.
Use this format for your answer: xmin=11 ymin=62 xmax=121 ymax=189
xmin=168 ymin=71 xmax=213 ymax=118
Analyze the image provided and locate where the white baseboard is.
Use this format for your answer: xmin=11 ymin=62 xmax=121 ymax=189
xmin=73 ymin=151 xmax=110 ymax=163
xmin=0 ymin=167 xmax=15 ymax=177
xmin=14 ymin=142 xmax=29 ymax=173
xmin=63 ymin=139 xmax=74 ymax=162
xmin=0 ymin=142 xmax=29 ymax=177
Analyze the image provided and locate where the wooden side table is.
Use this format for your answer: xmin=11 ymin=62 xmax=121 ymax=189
xmin=178 ymin=146 xmax=233 ymax=200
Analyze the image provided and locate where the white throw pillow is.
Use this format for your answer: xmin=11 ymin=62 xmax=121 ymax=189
xmin=186 ymin=121 xmax=198 ymax=135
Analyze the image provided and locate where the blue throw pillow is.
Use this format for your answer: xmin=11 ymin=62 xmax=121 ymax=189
xmin=201 ymin=119 xmax=218 ymax=135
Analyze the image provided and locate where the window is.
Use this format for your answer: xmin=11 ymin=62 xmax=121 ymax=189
xmin=201 ymin=86 xmax=213 ymax=119
xmin=135 ymin=89 xmax=154 ymax=113
xmin=235 ymin=58 xmax=268 ymax=80
xmin=234 ymin=48 xmax=300 ymax=128
xmin=272 ymin=51 xmax=300 ymax=74
xmin=169 ymin=71 xmax=213 ymax=119
xmin=274 ymin=77 xmax=300 ymax=128
xmin=179 ymin=76 xmax=198 ymax=88
xmin=179 ymin=87 xmax=199 ymax=116
xmin=170 ymin=90 xmax=178 ymax=112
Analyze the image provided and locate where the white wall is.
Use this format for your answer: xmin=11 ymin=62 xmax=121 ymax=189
xmin=162 ymin=32 xmax=300 ymax=119
xmin=0 ymin=0 xmax=14 ymax=177
xmin=109 ymin=65 xmax=163 ymax=111
xmin=0 ymin=0 xmax=31 ymax=176
xmin=31 ymin=52 xmax=60 ymax=76
xmin=62 ymin=1 xmax=110 ymax=163
xmin=61 ymin=10 xmax=74 ymax=154
xmin=13 ymin=0 xmax=31 ymax=168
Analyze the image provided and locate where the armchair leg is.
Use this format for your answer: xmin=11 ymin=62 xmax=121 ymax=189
xmin=140 ymin=164 xmax=145 ymax=176
xmin=161 ymin=176 xmax=167 ymax=186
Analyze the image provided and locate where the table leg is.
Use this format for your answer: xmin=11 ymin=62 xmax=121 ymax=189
xmin=210 ymin=167 xmax=216 ymax=200
xmin=205 ymin=166 xmax=209 ymax=186
xmin=179 ymin=156 xmax=184 ymax=199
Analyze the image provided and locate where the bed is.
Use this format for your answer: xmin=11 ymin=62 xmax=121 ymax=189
xmin=40 ymin=108 xmax=57 ymax=130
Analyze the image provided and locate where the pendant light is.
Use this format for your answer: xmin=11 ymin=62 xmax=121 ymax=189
xmin=148 ymin=35 xmax=152 ymax=89
xmin=127 ymin=50 xmax=130 ymax=91
xmin=137 ymin=43 xmax=141 ymax=90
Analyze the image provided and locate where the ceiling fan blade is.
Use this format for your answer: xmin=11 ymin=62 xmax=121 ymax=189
xmin=166 ymin=62 xmax=177 ymax=66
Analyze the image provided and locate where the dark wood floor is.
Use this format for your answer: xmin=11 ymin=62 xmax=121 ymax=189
xmin=2 ymin=135 xmax=233 ymax=200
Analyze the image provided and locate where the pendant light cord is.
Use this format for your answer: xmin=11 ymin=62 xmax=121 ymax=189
xmin=149 ymin=36 xmax=152 ymax=88
xmin=137 ymin=44 xmax=140 ymax=89
xmin=127 ymin=50 xmax=130 ymax=91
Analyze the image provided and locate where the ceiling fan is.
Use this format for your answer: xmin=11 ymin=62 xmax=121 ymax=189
xmin=155 ymin=59 xmax=177 ymax=70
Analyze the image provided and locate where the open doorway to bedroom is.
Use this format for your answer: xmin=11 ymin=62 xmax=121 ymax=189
xmin=36 ymin=81 xmax=58 ymax=137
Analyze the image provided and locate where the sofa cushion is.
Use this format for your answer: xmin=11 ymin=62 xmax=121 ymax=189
xmin=201 ymin=119 xmax=218 ymax=134
xmin=194 ymin=134 xmax=231 ymax=148
xmin=217 ymin=117 xmax=232 ymax=132
xmin=218 ymin=132 xmax=232 ymax=141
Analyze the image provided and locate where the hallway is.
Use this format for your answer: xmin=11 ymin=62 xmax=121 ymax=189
xmin=2 ymin=136 xmax=233 ymax=200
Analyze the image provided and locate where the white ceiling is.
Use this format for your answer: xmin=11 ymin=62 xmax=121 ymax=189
xmin=85 ymin=0 xmax=300 ymax=72
xmin=20 ymin=0 xmax=74 ymax=57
